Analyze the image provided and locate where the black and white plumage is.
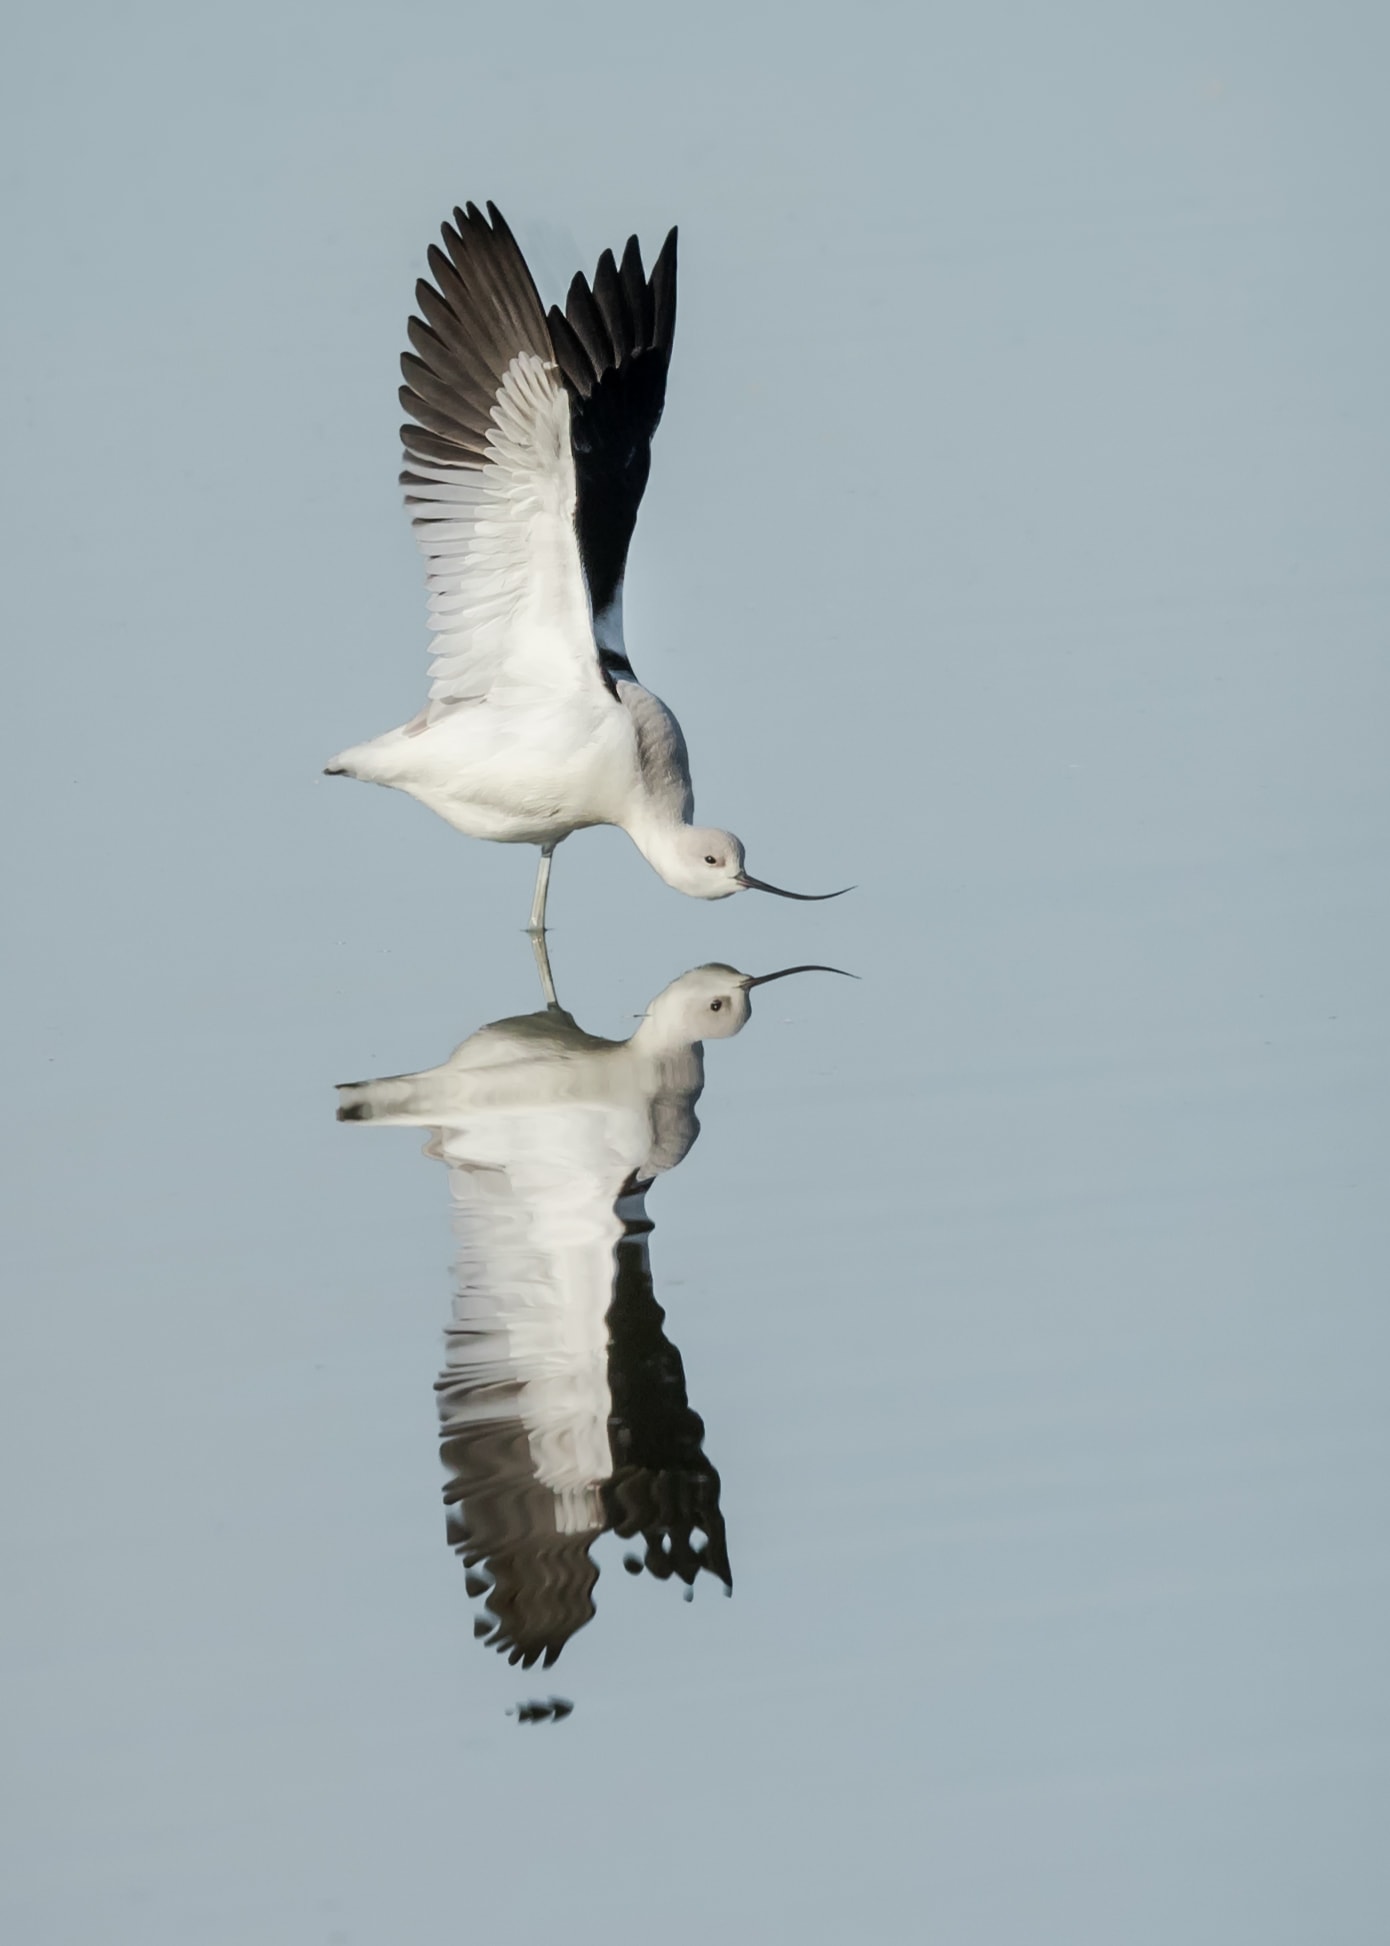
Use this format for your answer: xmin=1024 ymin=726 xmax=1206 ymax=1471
xmin=336 ymin=958 xmax=792 ymax=1667
xmin=545 ymin=225 xmax=676 ymax=687
xmin=326 ymin=201 xmax=848 ymax=928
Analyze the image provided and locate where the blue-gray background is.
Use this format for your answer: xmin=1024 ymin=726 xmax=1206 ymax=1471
xmin=3 ymin=3 xmax=1387 ymax=1940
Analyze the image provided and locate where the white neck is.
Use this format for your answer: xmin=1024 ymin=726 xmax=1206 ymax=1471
xmin=619 ymin=687 xmax=696 ymax=840
xmin=625 ymin=812 xmax=692 ymax=891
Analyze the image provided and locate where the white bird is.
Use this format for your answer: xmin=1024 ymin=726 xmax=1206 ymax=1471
xmin=336 ymin=954 xmax=842 ymax=1666
xmin=324 ymin=200 xmax=849 ymax=931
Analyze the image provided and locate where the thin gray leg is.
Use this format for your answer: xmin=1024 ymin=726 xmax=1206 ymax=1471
xmin=529 ymin=928 xmax=560 ymax=1010
xmin=527 ymin=842 xmax=555 ymax=935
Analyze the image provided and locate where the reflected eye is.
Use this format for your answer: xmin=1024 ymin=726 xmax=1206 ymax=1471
xmin=709 ymin=999 xmax=723 ymax=1013
xmin=704 ymin=854 xmax=718 ymax=865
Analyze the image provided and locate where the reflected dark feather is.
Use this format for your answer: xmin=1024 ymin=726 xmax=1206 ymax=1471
xmin=511 ymin=1697 xmax=573 ymax=1724
xmin=439 ymin=1200 xmax=730 ymax=1670
xmin=601 ymin=1223 xmax=731 ymax=1594
xmin=442 ymin=1415 xmax=601 ymax=1669
xmin=333 ymin=965 xmax=852 ymax=1674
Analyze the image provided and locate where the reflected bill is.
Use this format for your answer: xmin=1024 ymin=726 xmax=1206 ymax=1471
xmin=337 ymin=956 xmax=847 ymax=1668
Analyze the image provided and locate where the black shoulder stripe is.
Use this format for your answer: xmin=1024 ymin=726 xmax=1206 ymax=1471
xmin=597 ymin=644 xmax=636 ymax=697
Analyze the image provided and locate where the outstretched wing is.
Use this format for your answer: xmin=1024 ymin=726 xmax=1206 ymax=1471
xmin=546 ymin=228 xmax=678 ymax=686
xmin=399 ymin=203 xmax=601 ymax=714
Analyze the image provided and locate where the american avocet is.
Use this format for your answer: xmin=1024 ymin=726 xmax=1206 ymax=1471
xmin=336 ymin=959 xmax=842 ymax=1665
xmin=325 ymin=202 xmax=849 ymax=931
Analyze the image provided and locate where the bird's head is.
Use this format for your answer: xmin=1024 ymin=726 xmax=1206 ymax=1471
xmin=662 ymin=827 xmax=747 ymax=900
xmin=639 ymin=962 xmax=853 ymax=1046
xmin=662 ymin=827 xmax=852 ymax=904
xmin=642 ymin=963 xmax=756 ymax=1039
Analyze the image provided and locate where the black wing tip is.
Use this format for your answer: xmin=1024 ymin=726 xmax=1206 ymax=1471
xmin=400 ymin=194 xmax=553 ymax=468
xmin=546 ymin=304 xmax=596 ymax=395
xmin=650 ymin=227 xmax=677 ymax=352
xmin=443 ymin=200 xmax=519 ymax=252
xmin=547 ymin=214 xmax=680 ymax=624
xmin=651 ymin=226 xmax=678 ymax=282
xmin=555 ymin=219 xmax=678 ymax=373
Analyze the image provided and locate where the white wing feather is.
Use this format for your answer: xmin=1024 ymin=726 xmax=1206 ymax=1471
xmin=407 ymin=352 xmax=600 ymax=717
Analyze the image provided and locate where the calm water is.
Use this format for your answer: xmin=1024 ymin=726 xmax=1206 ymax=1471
xmin=4 ymin=5 xmax=1389 ymax=1941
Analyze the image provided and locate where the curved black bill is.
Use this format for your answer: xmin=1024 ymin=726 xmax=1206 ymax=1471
xmin=741 ymin=964 xmax=857 ymax=989
xmin=735 ymin=875 xmax=853 ymax=901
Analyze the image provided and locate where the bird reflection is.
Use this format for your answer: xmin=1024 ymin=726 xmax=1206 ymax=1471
xmin=337 ymin=945 xmax=842 ymax=1669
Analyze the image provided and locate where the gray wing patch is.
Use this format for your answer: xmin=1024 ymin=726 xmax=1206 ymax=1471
xmin=621 ymin=684 xmax=695 ymax=825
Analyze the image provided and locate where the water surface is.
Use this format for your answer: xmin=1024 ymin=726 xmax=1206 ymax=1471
xmin=3 ymin=4 xmax=1388 ymax=1941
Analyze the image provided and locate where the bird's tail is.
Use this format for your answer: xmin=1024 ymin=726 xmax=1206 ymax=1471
xmin=336 ymin=1074 xmax=421 ymax=1123
xmin=336 ymin=1069 xmax=461 ymax=1125
xmin=322 ymin=743 xmax=363 ymax=779
xmin=323 ymin=719 xmax=427 ymax=785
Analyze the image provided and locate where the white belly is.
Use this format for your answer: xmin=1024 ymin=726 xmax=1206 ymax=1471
xmin=334 ymin=694 xmax=639 ymax=844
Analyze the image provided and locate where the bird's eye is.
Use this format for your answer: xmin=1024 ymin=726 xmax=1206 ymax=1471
xmin=709 ymin=999 xmax=723 ymax=1012
xmin=704 ymin=854 xmax=717 ymax=865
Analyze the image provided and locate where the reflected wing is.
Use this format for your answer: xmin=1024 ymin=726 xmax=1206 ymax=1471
xmin=546 ymin=228 xmax=677 ymax=681
xmin=604 ymin=1210 xmax=731 ymax=1594
xmin=435 ymin=1117 xmax=627 ymax=1668
xmin=399 ymin=203 xmax=602 ymax=714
